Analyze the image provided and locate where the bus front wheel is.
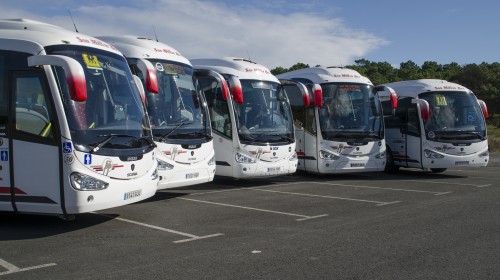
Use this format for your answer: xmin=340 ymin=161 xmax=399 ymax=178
xmin=430 ymin=168 xmax=447 ymax=173
xmin=384 ymin=149 xmax=399 ymax=174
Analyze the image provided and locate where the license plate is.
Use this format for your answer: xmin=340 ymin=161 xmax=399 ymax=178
xmin=351 ymin=163 xmax=365 ymax=167
xmin=267 ymin=167 xmax=280 ymax=172
xmin=455 ymin=161 xmax=470 ymax=165
xmin=186 ymin=172 xmax=200 ymax=179
xmin=124 ymin=189 xmax=142 ymax=200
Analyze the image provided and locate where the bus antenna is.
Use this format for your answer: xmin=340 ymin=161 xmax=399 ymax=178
xmin=68 ymin=10 xmax=79 ymax=33
xmin=152 ymin=25 xmax=159 ymax=42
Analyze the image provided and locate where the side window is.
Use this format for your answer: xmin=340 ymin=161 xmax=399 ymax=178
xmin=198 ymin=76 xmax=231 ymax=138
xmin=0 ymin=55 xmax=7 ymax=135
xmin=284 ymin=84 xmax=306 ymax=130
xmin=406 ymin=105 xmax=420 ymax=137
xmin=13 ymin=73 xmax=55 ymax=141
xmin=384 ymin=97 xmax=411 ymax=129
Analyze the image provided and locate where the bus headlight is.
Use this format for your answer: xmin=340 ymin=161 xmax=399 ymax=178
xmin=319 ymin=150 xmax=340 ymax=160
xmin=70 ymin=172 xmax=109 ymax=191
xmin=208 ymin=155 xmax=216 ymax=165
xmin=424 ymin=149 xmax=444 ymax=159
xmin=479 ymin=150 xmax=489 ymax=157
xmin=157 ymin=159 xmax=174 ymax=171
xmin=375 ymin=151 xmax=386 ymax=159
xmin=289 ymin=152 xmax=298 ymax=161
xmin=236 ymin=152 xmax=257 ymax=164
xmin=151 ymin=168 xmax=159 ymax=180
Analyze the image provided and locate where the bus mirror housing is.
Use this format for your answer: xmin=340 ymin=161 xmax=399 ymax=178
xmin=478 ymin=99 xmax=489 ymax=119
xmin=415 ymin=99 xmax=430 ymax=121
xmin=194 ymin=69 xmax=230 ymax=105
xmin=374 ymin=85 xmax=398 ymax=109
xmin=28 ymin=55 xmax=88 ymax=102
xmin=133 ymin=75 xmax=146 ymax=105
xmin=136 ymin=59 xmax=159 ymax=94
xmin=279 ymin=79 xmax=310 ymax=106
xmin=226 ymin=75 xmax=243 ymax=104
xmin=313 ymin=84 xmax=323 ymax=107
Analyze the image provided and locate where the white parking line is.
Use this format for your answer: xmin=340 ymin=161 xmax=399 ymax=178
xmin=93 ymin=213 xmax=223 ymax=243
xmin=248 ymin=188 xmax=401 ymax=206
xmin=179 ymin=197 xmax=328 ymax=221
xmin=396 ymin=179 xmax=491 ymax=188
xmin=0 ymin=258 xmax=56 ymax=276
xmin=309 ymin=181 xmax=450 ymax=195
xmin=189 ymin=182 xmax=304 ymax=196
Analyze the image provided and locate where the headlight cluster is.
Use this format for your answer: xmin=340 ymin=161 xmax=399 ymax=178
xmin=375 ymin=150 xmax=386 ymax=159
xmin=424 ymin=149 xmax=444 ymax=159
xmin=208 ymin=155 xmax=216 ymax=165
xmin=151 ymin=168 xmax=159 ymax=180
xmin=319 ymin=150 xmax=340 ymax=160
xmin=479 ymin=150 xmax=489 ymax=157
xmin=289 ymin=152 xmax=298 ymax=161
xmin=235 ymin=152 xmax=257 ymax=164
xmin=70 ymin=172 xmax=109 ymax=191
xmin=157 ymin=159 xmax=174 ymax=171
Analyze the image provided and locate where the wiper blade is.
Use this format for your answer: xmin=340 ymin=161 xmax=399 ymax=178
xmin=91 ymin=134 xmax=134 ymax=153
xmin=159 ymin=122 xmax=193 ymax=141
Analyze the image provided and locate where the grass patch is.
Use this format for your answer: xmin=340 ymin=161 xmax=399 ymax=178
xmin=488 ymin=125 xmax=500 ymax=153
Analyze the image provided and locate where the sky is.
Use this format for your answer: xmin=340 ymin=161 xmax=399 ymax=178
xmin=1 ymin=0 xmax=499 ymax=70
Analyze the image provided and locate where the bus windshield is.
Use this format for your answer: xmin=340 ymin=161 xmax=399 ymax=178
xmin=319 ymin=83 xmax=383 ymax=141
xmin=420 ymin=91 xmax=486 ymax=142
xmin=235 ymin=80 xmax=294 ymax=144
xmin=46 ymin=45 xmax=153 ymax=154
xmin=143 ymin=60 xmax=210 ymax=142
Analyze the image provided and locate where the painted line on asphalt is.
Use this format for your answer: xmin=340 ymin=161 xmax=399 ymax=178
xmin=93 ymin=213 xmax=223 ymax=243
xmin=310 ymin=181 xmax=450 ymax=195
xmin=188 ymin=182 xmax=304 ymax=196
xmin=0 ymin=258 xmax=56 ymax=276
xmin=248 ymin=188 xmax=401 ymax=206
xmin=395 ymin=179 xmax=490 ymax=188
xmin=179 ymin=197 xmax=328 ymax=221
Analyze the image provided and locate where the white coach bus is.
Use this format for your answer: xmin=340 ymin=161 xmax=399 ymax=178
xmin=191 ymin=57 xmax=307 ymax=178
xmin=98 ymin=36 xmax=228 ymax=189
xmin=0 ymin=19 xmax=158 ymax=217
xmin=277 ymin=66 xmax=398 ymax=174
xmin=381 ymin=79 xmax=489 ymax=173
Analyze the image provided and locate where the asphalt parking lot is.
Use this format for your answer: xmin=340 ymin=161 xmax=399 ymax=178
xmin=1 ymin=154 xmax=500 ymax=279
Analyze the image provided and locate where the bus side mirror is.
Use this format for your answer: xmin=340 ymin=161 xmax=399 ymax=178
xmin=414 ymin=99 xmax=430 ymax=121
xmin=278 ymin=79 xmax=310 ymax=106
xmin=313 ymin=84 xmax=323 ymax=107
xmin=28 ymin=55 xmax=88 ymax=102
xmin=194 ymin=69 xmax=230 ymax=102
xmin=478 ymin=99 xmax=489 ymax=119
xmin=374 ymin=85 xmax=398 ymax=109
xmin=132 ymin=75 xmax=146 ymax=105
xmin=226 ymin=75 xmax=243 ymax=104
xmin=136 ymin=59 xmax=159 ymax=94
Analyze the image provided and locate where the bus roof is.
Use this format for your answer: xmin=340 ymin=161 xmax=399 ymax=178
xmin=0 ymin=19 xmax=122 ymax=55
xmin=382 ymin=79 xmax=473 ymax=98
xmin=276 ymin=66 xmax=372 ymax=85
xmin=191 ymin=57 xmax=279 ymax=82
xmin=96 ymin=35 xmax=191 ymax=66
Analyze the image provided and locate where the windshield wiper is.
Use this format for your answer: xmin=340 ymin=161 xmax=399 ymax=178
xmin=455 ymin=132 xmax=486 ymax=140
xmin=91 ymin=134 xmax=134 ymax=153
xmin=159 ymin=122 xmax=193 ymax=142
xmin=363 ymin=132 xmax=383 ymax=140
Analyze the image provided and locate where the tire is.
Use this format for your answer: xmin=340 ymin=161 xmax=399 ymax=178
xmin=430 ymin=168 xmax=447 ymax=173
xmin=384 ymin=148 xmax=399 ymax=173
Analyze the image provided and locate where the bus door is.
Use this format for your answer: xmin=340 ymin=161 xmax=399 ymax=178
xmin=196 ymin=70 xmax=232 ymax=174
xmin=280 ymin=80 xmax=311 ymax=171
xmin=401 ymin=100 xmax=422 ymax=168
xmin=10 ymin=71 xmax=62 ymax=214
